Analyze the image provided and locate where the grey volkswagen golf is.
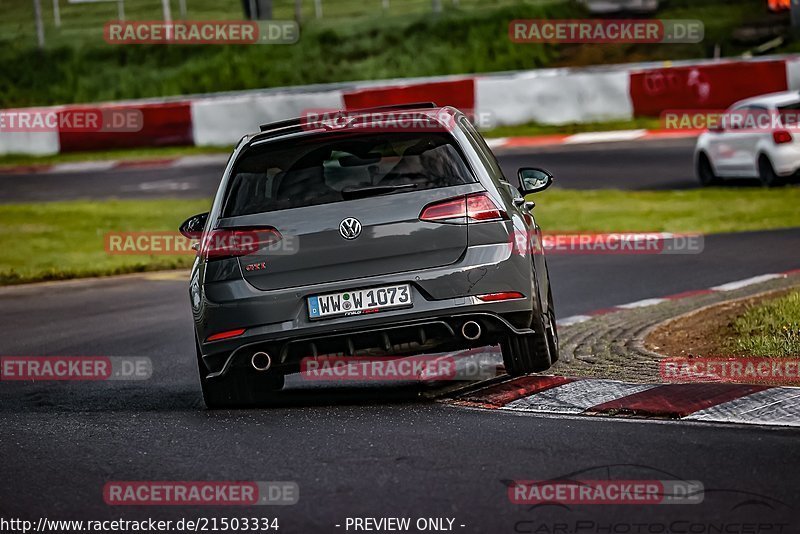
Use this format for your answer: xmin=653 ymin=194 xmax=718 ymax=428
xmin=180 ymin=103 xmax=558 ymax=408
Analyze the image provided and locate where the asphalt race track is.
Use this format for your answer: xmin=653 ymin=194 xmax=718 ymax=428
xmin=0 ymin=138 xmax=701 ymax=203
xmin=1 ymin=138 xmax=799 ymax=532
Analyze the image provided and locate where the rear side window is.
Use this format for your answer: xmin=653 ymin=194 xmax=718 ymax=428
xmin=459 ymin=117 xmax=508 ymax=184
xmin=778 ymin=102 xmax=800 ymax=128
xmin=222 ymin=132 xmax=476 ymax=217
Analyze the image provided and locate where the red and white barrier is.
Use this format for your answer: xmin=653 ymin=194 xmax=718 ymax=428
xmin=60 ymin=101 xmax=194 ymax=152
xmin=0 ymin=130 xmax=60 ymax=156
xmin=2 ymin=55 xmax=798 ymax=155
xmin=475 ymin=68 xmax=633 ymax=126
xmin=191 ymin=90 xmax=344 ymax=147
xmin=343 ymin=78 xmax=475 ymax=112
xmin=628 ymin=59 xmax=788 ymax=116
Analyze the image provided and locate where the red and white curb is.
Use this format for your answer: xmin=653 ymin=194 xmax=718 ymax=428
xmin=556 ymin=270 xmax=800 ymax=328
xmin=443 ymin=269 xmax=800 ymax=427
xmin=485 ymin=129 xmax=702 ymax=151
xmin=450 ymin=375 xmax=800 ymax=427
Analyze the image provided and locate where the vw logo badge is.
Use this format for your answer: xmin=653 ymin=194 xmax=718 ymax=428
xmin=339 ymin=217 xmax=362 ymax=240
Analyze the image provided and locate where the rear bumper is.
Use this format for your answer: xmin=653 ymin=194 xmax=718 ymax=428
xmin=769 ymin=145 xmax=800 ymax=176
xmin=204 ymin=308 xmax=534 ymax=379
xmin=193 ymin=242 xmax=539 ymax=376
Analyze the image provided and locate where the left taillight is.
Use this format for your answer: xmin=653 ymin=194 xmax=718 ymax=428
xmin=200 ymin=227 xmax=282 ymax=260
xmin=420 ymin=192 xmax=507 ymax=223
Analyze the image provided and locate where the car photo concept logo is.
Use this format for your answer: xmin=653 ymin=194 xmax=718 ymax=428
xmin=339 ymin=217 xmax=362 ymax=240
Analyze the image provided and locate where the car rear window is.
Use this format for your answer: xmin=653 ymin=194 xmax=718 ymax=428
xmin=222 ymin=131 xmax=476 ymax=217
xmin=778 ymin=102 xmax=800 ymax=127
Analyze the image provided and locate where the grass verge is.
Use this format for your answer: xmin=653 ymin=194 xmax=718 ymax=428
xmin=0 ymin=199 xmax=210 ymax=285
xmin=532 ymin=187 xmax=800 ymax=234
xmin=728 ymin=290 xmax=800 ymax=356
xmin=482 ymin=117 xmax=664 ymax=139
xmin=1 ymin=187 xmax=799 ymax=285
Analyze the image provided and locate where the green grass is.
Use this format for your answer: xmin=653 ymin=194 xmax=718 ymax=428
xmin=0 ymin=0 xmax=778 ymax=107
xmin=1 ymin=0 xmax=545 ymax=49
xmin=2 ymin=186 xmax=799 ymax=285
xmin=531 ymin=187 xmax=800 ymax=234
xmin=483 ymin=117 xmax=664 ymax=138
xmin=0 ymin=199 xmax=210 ymax=285
xmin=728 ymin=290 xmax=800 ymax=357
xmin=0 ymin=145 xmax=231 ymax=167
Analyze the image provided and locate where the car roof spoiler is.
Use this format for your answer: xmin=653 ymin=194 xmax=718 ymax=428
xmin=258 ymin=102 xmax=439 ymax=132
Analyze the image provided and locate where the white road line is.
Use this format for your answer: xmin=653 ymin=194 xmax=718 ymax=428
xmin=616 ymin=298 xmax=667 ymax=309
xmin=564 ymin=130 xmax=647 ymax=144
xmin=685 ymin=388 xmax=800 ymax=427
xmin=711 ymin=274 xmax=784 ymax=292
xmin=48 ymin=161 xmax=116 ymax=173
xmin=505 ymin=379 xmax=656 ymax=414
xmin=484 ymin=138 xmax=509 ymax=149
xmin=556 ymin=315 xmax=593 ymax=326
xmin=556 ymin=270 xmax=794 ymax=327
xmin=172 ymin=154 xmax=229 ymax=167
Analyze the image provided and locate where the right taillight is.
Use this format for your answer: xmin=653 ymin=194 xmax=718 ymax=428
xmin=477 ymin=291 xmax=525 ymax=302
xmin=773 ymin=130 xmax=793 ymax=144
xmin=466 ymin=193 xmax=506 ymax=221
xmin=420 ymin=193 xmax=507 ymax=223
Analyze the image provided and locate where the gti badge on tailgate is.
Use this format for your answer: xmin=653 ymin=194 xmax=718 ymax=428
xmin=244 ymin=261 xmax=267 ymax=272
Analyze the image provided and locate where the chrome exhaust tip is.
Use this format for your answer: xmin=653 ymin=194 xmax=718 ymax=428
xmin=251 ymin=351 xmax=272 ymax=372
xmin=461 ymin=321 xmax=482 ymax=341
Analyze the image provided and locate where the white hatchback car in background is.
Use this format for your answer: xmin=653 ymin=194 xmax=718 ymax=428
xmin=694 ymin=91 xmax=800 ymax=187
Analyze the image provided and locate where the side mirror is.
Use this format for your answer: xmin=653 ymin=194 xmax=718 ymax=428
xmin=517 ymin=168 xmax=554 ymax=195
xmin=179 ymin=212 xmax=209 ymax=238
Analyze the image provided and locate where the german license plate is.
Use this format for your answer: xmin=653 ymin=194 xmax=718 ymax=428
xmin=308 ymin=284 xmax=412 ymax=320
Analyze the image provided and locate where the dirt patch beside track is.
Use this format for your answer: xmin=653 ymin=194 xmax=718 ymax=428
xmin=645 ymin=287 xmax=796 ymax=358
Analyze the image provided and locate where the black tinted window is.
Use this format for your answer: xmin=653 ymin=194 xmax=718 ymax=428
xmin=222 ymin=132 xmax=476 ymax=217
xmin=778 ymin=102 xmax=800 ymax=127
xmin=459 ymin=117 xmax=508 ymax=184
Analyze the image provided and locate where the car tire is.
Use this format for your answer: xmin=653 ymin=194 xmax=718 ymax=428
xmin=758 ymin=155 xmax=783 ymax=187
xmin=545 ymin=287 xmax=559 ymax=364
xmin=196 ymin=340 xmax=284 ymax=409
xmin=501 ymin=307 xmax=552 ymax=376
xmin=696 ymin=153 xmax=721 ymax=186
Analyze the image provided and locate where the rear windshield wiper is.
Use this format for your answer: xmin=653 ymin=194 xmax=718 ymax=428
xmin=341 ymin=183 xmax=418 ymax=200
